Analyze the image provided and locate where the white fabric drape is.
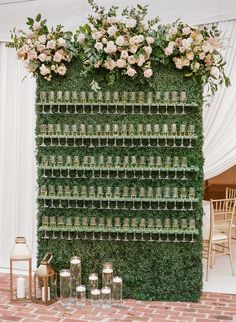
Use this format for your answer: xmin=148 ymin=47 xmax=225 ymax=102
xmin=0 ymin=19 xmax=235 ymax=270
xmin=203 ymin=20 xmax=236 ymax=179
xmin=0 ymin=0 xmax=236 ymax=41
xmin=0 ymin=42 xmax=37 ymax=270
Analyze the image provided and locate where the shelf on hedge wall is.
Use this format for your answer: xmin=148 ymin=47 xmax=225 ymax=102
xmin=37 ymin=135 xmax=197 ymax=149
xmin=38 ymin=227 xmax=199 ymax=243
xmin=37 ymin=135 xmax=198 ymax=139
xmin=38 ymin=166 xmax=198 ymax=180
xmin=38 ymin=165 xmax=199 ymax=172
xmin=38 ymin=214 xmax=199 ymax=242
xmin=38 ymin=196 xmax=198 ymax=211
xmin=36 ymin=102 xmax=198 ymax=115
xmin=36 ymin=102 xmax=198 ymax=107
xmin=38 ymin=196 xmax=198 ymax=203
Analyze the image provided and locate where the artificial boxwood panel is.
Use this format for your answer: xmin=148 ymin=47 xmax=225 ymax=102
xmin=36 ymin=59 xmax=203 ymax=301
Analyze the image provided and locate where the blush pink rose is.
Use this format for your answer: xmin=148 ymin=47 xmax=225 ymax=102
xmin=144 ymin=68 xmax=153 ymax=78
xmin=28 ymin=50 xmax=37 ymax=60
xmin=127 ymin=67 xmax=137 ymax=77
xmin=53 ymin=51 xmax=63 ymax=63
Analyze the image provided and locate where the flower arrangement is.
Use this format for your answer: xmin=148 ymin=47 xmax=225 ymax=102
xmin=7 ymin=14 xmax=73 ymax=81
xmin=155 ymin=21 xmax=230 ymax=93
xmin=76 ymin=0 xmax=159 ymax=88
xmin=7 ymin=2 xmax=230 ymax=94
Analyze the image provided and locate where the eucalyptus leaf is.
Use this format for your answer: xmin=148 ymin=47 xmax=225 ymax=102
xmin=27 ymin=17 xmax=34 ymax=25
xmin=35 ymin=13 xmax=41 ymax=22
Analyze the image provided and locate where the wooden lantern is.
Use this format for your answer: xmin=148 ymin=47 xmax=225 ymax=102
xmin=10 ymin=237 xmax=32 ymax=302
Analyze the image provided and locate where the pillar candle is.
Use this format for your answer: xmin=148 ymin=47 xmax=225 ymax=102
xmin=16 ymin=276 xmax=25 ymax=299
xmin=42 ymin=286 xmax=50 ymax=301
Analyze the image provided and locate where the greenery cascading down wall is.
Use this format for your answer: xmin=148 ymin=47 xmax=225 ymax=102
xmin=36 ymin=59 xmax=204 ymax=301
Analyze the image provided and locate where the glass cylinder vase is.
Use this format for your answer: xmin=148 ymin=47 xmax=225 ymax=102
xmin=70 ymin=256 xmax=81 ymax=302
xmin=112 ymin=276 xmax=122 ymax=304
xmin=101 ymin=286 xmax=111 ymax=309
xmin=102 ymin=263 xmax=113 ymax=288
xmin=91 ymin=288 xmax=101 ymax=307
xmin=60 ymin=269 xmax=71 ymax=308
xmin=88 ymin=273 xmax=98 ymax=291
xmin=76 ymin=285 xmax=86 ymax=308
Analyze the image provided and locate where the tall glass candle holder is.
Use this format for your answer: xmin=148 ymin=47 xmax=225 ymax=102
xmin=76 ymin=285 xmax=86 ymax=308
xmin=60 ymin=269 xmax=71 ymax=308
xmin=101 ymin=286 xmax=111 ymax=309
xmin=70 ymin=256 xmax=81 ymax=302
xmin=91 ymin=288 xmax=101 ymax=307
xmin=102 ymin=263 xmax=113 ymax=288
xmin=88 ymin=273 xmax=98 ymax=291
xmin=112 ymin=276 xmax=122 ymax=304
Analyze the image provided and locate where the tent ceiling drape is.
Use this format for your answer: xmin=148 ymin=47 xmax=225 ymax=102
xmin=0 ymin=0 xmax=236 ymax=41
xmin=0 ymin=0 xmax=235 ymax=270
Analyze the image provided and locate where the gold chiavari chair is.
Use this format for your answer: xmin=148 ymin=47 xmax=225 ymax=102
xmin=226 ymin=187 xmax=236 ymax=199
xmin=225 ymin=187 xmax=236 ymax=237
xmin=205 ymin=198 xmax=236 ymax=281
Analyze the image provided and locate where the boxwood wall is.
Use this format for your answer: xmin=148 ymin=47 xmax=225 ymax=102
xmin=36 ymin=59 xmax=203 ymax=301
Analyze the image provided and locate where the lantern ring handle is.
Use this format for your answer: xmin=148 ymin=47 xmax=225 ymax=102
xmin=43 ymin=252 xmax=53 ymax=263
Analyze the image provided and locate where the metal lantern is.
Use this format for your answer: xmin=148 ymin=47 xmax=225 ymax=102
xmin=34 ymin=253 xmax=57 ymax=305
xmin=10 ymin=237 xmax=32 ymax=302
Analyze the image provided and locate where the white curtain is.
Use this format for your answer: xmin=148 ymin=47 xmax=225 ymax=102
xmin=0 ymin=0 xmax=236 ymax=41
xmin=0 ymin=19 xmax=235 ymax=270
xmin=0 ymin=42 xmax=37 ymax=271
xmin=203 ymin=20 xmax=236 ymax=179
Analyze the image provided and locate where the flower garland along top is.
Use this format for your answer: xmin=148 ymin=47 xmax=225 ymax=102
xmin=75 ymin=1 xmax=159 ymax=89
xmin=8 ymin=14 xmax=73 ymax=81
xmin=7 ymin=0 xmax=230 ymax=93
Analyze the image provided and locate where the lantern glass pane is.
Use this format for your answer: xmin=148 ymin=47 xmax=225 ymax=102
xmin=10 ymin=260 xmax=31 ymax=301
xmin=49 ymin=275 xmax=57 ymax=300
xmin=11 ymin=237 xmax=31 ymax=260
xmin=35 ymin=275 xmax=57 ymax=303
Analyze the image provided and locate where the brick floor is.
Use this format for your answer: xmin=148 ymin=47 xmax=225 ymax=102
xmin=1 ymin=273 xmax=236 ymax=322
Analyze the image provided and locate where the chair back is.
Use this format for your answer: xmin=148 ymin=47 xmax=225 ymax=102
xmin=226 ymin=187 xmax=236 ymax=199
xmin=209 ymin=198 xmax=236 ymax=240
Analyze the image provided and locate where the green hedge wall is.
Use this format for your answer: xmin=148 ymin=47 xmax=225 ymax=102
xmin=36 ymin=59 xmax=204 ymax=301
